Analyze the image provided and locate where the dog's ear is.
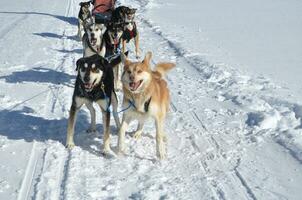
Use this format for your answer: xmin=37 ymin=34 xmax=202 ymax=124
xmin=143 ymin=51 xmax=152 ymax=66
xmin=79 ymin=2 xmax=84 ymax=6
xmin=132 ymin=8 xmax=137 ymax=14
xmin=76 ymin=58 xmax=84 ymax=71
xmin=121 ymin=51 xmax=131 ymax=66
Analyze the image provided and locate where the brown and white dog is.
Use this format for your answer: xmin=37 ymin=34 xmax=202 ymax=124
xmin=117 ymin=52 xmax=175 ymax=159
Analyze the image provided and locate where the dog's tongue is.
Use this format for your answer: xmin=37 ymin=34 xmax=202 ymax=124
xmin=84 ymin=83 xmax=92 ymax=89
xmin=114 ymin=38 xmax=119 ymax=45
xmin=130 ymin=81 xmax=141 ymax=91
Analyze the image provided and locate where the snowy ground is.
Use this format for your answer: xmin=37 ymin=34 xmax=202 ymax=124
xmin=0 ymin=0 xmax=302 ymax=199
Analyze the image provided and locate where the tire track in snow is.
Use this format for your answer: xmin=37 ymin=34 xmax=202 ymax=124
xmin=18 ymin=0 xmax=77 ymax=199
xmin=17 ymin=142 xmax=42 ymax=200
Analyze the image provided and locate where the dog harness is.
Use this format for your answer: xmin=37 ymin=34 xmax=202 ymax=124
xmin=104 ymin=32 xmax=122 ymax=57
xmin=122 ymin=22 xmax=137 ymax=43
xmin=74 ymin=77 xmax=112 ymax=104
xmin=128 ymin=96 xmax=152 ymax=113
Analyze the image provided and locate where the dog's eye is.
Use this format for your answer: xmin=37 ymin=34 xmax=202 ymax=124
xmin=96 ymin=28 xmax=99 ymax=31
xmin=127 ymin=70 xmax=131 ymax=74
xmin=89 ymin=28 xmax=92 ymax=32
xmin=137 ymin=70 xmax=142 ymax=74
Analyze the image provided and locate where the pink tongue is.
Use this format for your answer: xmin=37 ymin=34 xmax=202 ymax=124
xmin=130 ymin=81 xmax=140 ymax=90
xmin=114 ymin=38 xmax=119 ymax=44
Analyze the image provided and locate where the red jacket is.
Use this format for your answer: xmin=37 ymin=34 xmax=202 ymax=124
xmin=92 ymin=0 xmax=115 ymax=14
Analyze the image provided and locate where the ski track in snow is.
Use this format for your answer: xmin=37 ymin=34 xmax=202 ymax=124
xmin=0 ymin=0 xmax=302 ymax=199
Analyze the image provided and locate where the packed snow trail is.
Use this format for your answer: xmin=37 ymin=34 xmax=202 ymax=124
xmin=0 ymin=0 xmax=302 ymax=199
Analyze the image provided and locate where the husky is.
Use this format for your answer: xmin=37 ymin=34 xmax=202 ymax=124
xmin=78 ymin=1 xmax=92 ymax=40
xmin=120 ymin=7 xmax=140 ymax=59
xmin=66 ymin=54 xmax=122 ymax=155
xmin=117 ymin=52 xmax=175 ymax=159
xmin=104 ymin=22 xmax=124 ymax=90
xmin=82 ymin=18 xmax=107 ymax=58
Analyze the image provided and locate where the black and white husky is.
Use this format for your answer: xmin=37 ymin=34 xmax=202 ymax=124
xmin=104 ymin=22 xmax=124 ymax=90
xmin=66 ymin=54 xmax=122 ymax=155
xmin=82 ymin=18 xmax=107 ymax=57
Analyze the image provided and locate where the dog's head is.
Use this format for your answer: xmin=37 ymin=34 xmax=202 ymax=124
xmin=76 ymin=55 xmax=105 ymax=91
xmin=79 ymin=1 xmax=91 ymax=13
xmin=123 ymin=7 xmax=137 ymax=23
xmin=85 ymin=20 xmax=107 ymax=46
xmin=121 ymin=52 xmax=152 ymax=93
xmin=106 ymin=23 xmax=124 ymax=46
xmin=76 ymin=54 xmax=125 ymax=91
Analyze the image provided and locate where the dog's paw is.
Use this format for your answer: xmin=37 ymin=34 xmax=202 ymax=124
xmin=66 ymin=142 xmax=75 ymax=149
xmin=117 ymin=150 xmax=126 ymax=157
xmin=102 ymin=148 xmax=117 ymax=158
xmin=156 ymin=143 xmax=167 ymax=160
xmin=157 ymin=151 xmax=167 ymax=160
xmin=133 ymin=130 xmax=142 ymax=140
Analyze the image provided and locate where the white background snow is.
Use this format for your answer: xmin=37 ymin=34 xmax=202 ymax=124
xmin=0 ymin=0 xmax=302 ymax=199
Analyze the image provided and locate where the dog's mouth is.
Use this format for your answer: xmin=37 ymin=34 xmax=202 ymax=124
xmin=114 ymin=37 xmax=119 ymax=45
xmin=129 ymin=80 xmax=143 ymax=91
xmin=90 ymin=37 xmax=97 ymax=46
xmin=84 ymin=79 xmax=97 ymax=91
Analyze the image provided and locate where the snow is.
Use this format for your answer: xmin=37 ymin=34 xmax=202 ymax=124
xmin=0 ymin=0 xmax=302 ymax=199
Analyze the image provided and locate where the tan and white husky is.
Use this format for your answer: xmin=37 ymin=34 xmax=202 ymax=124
xmin=118 ymin=52 xmax=175 ymax=159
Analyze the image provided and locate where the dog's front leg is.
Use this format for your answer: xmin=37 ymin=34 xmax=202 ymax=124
xmin=122 ymin=40 xmax=127 ymax=55
xmin=101 ymin=108 xmax=112 ymax=154
xmin=66 ymin=104 xmax=81 ymax=149
xmin=134 ymin=32 xmax=140 ymax=59
xmin=117 ymin=114 xmax=132 ymax=155
xmin=155 ymin=115 xmax=166 ymax=159
xmin=133 ymin=119 xmax=144 ymax=139
xmin=85 ymin=102 xmax=96 ymax=133
xmin=111 ymin=92 xmax=120 ymax=129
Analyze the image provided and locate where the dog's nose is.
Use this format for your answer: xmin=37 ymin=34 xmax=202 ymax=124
xmin=129 ymin=75 xmax=134 ymax=81
xmin=91 ymin=33 xmax=95 ymax=38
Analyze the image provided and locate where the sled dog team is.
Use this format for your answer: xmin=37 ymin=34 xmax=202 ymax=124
xmin=66 ymin=1 xmax=175 ymax=159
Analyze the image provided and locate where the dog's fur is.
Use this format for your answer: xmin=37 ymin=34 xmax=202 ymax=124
xmin=104 ymin=22 xmax=124 ymax=90
xmin=66 ymin=54 xmax=121 ymax=154
xmin=82 ymin=19 xmax=107 ymax=57
xmin=117 ymin=52 xmax=175 ymax=159
xmin=113 ymin=6 xmax=140 ymax=59
xmin=78 ymin=2 xmax=92 ymax=40
xmin=122 ymin=7 xmax=140 ymax=59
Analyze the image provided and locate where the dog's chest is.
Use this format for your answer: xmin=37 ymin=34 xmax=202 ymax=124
xmin=125 ymin=23 xmax=134 ymax=31
xmin=129 ymin=97 xmax=152 ymax=114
